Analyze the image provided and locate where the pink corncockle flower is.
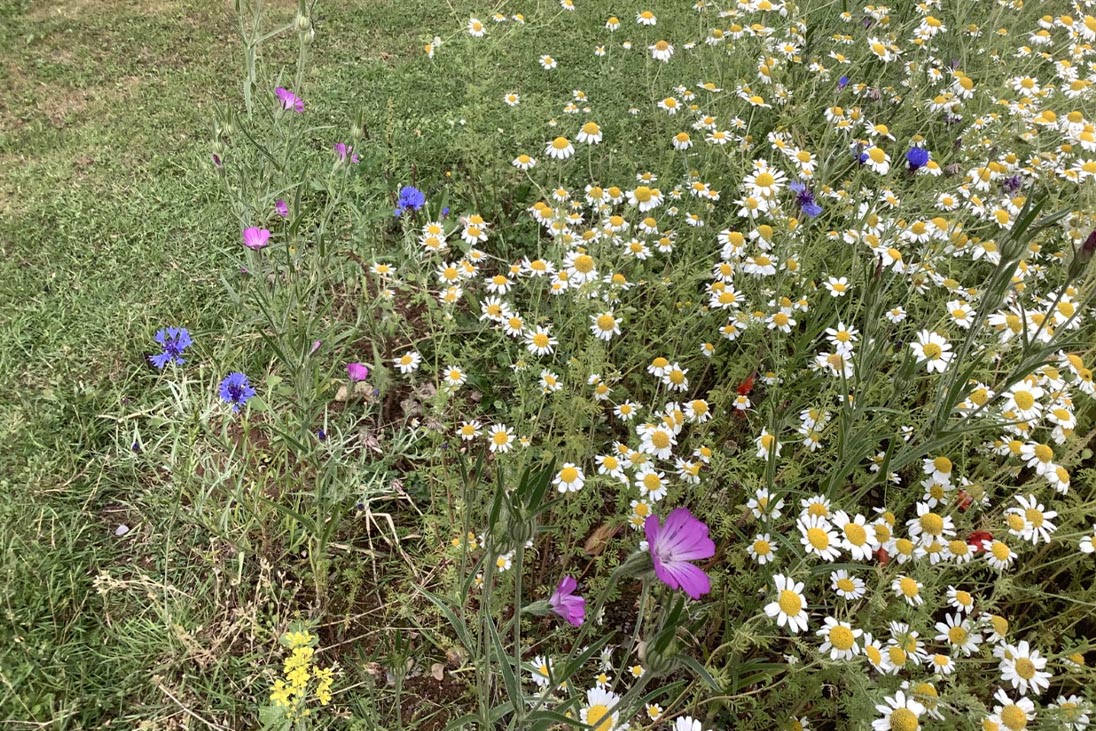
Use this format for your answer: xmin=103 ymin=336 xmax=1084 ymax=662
xmin=334 ymin=142 xmax=359 ymax=163
xmin=549 ymin=576 xmax=586 ymax=626
xmin=275 ymin=87 xmax=304 ymax=112
xmin=242 ymin=227 xmax=271 ymax=250
xmin=645 ymin=508 xmax=715 ymax=599
xmin=347 ymin=362 xmax=369 ymax=382
xmin=275 ymin=199 xmax=289 ymax=218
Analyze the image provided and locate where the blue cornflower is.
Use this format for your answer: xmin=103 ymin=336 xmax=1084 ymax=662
xmin=218 ymin=372 xmax=256 ymax=413
xmin=1002 ymin=175 xmax=1023 ymax=194
xmin=837 ymin=75 xmax=850 ymax=89
xmin=906 ymin=147 xmax=930 ymax=170
xmin=394 ymin=185 xmax=426 ymax=216
xmin=150 ymin=327 xmax=192 ymax=369
xmin=789 ymin=181 xmax=823 ymax=218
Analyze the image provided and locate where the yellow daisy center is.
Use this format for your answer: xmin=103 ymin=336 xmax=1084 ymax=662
xmin=807 ymin=527 xmax=830 ymax=550
xmin=778 ymin=589 xmax=802 ymax=615
xmin=844 ymin=523 xmax=867 ymax=546
xmin=828 ymin=625 xmax=855 ymax=650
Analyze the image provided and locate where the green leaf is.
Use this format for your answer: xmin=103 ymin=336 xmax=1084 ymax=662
xmin=412 ymin=586 xmax=474 ymax=652
xmin=486 ymin=618 xmax=520 ymax=707
xmin=441 ymin=712 xmax=481 ymax=731
xmin=677 ymin=654 xmax=720 ymax=690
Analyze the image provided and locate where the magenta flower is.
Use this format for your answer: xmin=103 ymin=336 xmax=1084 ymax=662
xmin=242 ymin=227 xmax=270 ymax=250
xmin=347 ymin=362 xmax=369 ymax=382
xmin=334 ymin=142 xmax=359 ymax=163
xmin=549 ymin=576 xmax=586 ymax=627
xmin=275 ymin=87 xmax=304 ymax=112
xmin=645 ymin=508 xmax=715 ymax=599
xmin=275 ymin=199 xmax=289 ymax=218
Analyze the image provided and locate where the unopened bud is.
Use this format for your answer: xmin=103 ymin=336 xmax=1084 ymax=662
xmin=1068 ymin=228 xmax=1096 ymax=279
xmin=295 ymin=14 xmax=311 ymax=32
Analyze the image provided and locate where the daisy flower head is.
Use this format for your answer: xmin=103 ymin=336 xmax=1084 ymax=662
xmin=627 ymin=185 xmax=664 ymax=212
xmin=935 ymin=613 xmax=982 ymax=656
xmin=635 ymin=468 xmax=668 ymax=502
xmin=525 ymin=326 xmax=558 ymax=356
xmin=910 ymin=330 xmax=953 ymax=373
xmin=636 ymin=9 xmax=656 ymax=25
xmin=831 ymin=570 xmax=866 ymax=600
xmin=1080 ymin=525 xmax=1096 ymax=553
xmin=863 ymin=146 xmax=892 ymax=174
xmin=989 ymin=688 xmax=1036 ymax=731
xmin=546 ymin=136 xmax=574 ymax=160
xmin=673 ymin=717 xmax=709 ymax=731
xmin=467 ymin=17 xmax=486 ymax=37
xmin=553 ymin=463 xmax=586 ymax=493
xmin=833 ymin=511 xmax=879 ymax=560
xmin=1000 ymin=640 xmax=1052 ymax=696
xmin=650 ymin=40 xmax=673 ymax=62
xmin=512 ymin=153 xmax=536 ymax=170
xmin=873 ymin=691 xmax=925 ymax=731
xmin=488 ymin=424 xmax=515 ymax=453
xmin=1005 ymin=494 xmax=1057 ymax=544
xmin=892 ymin=575 xmax=925 ymax=607
xmin=539 ymin=55 xmax=557 ymax=70
xmin=755 ymin=429 xmax=782 ymax=460
xmin=662 ymin=362 xmax=689 ymax=392
xmin=393 ymin=350 xmax=422 ymax=374
xmin=986 ymin=539 xmax=1017 ymax=571
xmin=765 ymin=574 xmax=809 ymax=633
xmin=457 ymin=420 xmax=481 ymax=441
xmin=748 ymin=533 xmax=776 ymax=564
xmin=1054 ymin=695 xmax=1090 ymax=731
xmin=528 ymin=655 xmax=553 ymax=687
xmin=747 ymin=488 xmax=785 ymax=520
xmin=577 ymin=121 xmax=603 ymax=145
xmin=582 ymin=687 xmax=627 ymax=731
xmin=824 ymin=276 xmax=851 ymax=297
xmin=590 ymin=311 xmax=621 ymax=340
xmin=442 ymin=365 xmax=467 ymax=389
xmin=799 ymin=515 xmax=842 ymax=561
xmin=817 ymin=616 xmax=863 ymax=660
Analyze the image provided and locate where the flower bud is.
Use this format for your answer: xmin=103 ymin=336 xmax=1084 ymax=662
xmin=295 ymin=13 xmax=311 ymax=32
xmin=1068 ymin=228 xmax=1096 ymax=279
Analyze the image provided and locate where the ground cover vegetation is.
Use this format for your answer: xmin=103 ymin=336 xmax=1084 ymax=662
xmin=3 ymin=0 xmax=1096 ymax=729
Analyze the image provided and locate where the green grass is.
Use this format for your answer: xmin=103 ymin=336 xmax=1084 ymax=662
xmin=0 ymin=1 xmax=452 ymax=726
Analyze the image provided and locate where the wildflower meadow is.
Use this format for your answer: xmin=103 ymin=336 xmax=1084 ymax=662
xmin=4 ymin=0 xmax=1096 ymax=729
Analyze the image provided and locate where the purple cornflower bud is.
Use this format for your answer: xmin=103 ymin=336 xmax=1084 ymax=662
xmin=242 ymin=227 xmax=271 ymax=250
